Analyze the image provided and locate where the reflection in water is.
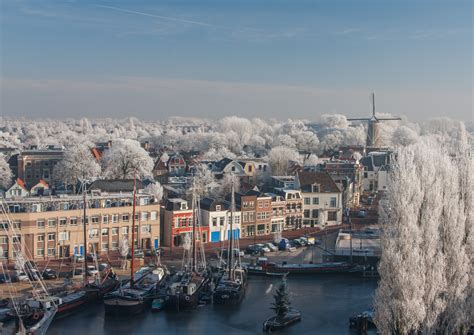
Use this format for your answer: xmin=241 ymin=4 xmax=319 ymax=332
xmin=49 ymin=275 xmax=378 ymax=335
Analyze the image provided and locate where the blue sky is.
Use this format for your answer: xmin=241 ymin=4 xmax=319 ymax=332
xmin=1 ymin=0 xmax=472 ymax=121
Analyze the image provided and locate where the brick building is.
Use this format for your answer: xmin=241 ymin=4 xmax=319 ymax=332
xmin=1 ymin=192 xmax=160 ymax=261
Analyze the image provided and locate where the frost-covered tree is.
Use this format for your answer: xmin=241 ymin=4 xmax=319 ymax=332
xmin=189 ymin=164 xmax=217 ymax=198
xmin=391 ymin=125 xmax=419 ymax=147
xmin=0 ymin=154 xmax=13 ymax=189
xmin=374 ymin=140 xmax=472 ymax=334
xmin=102 ymin=139 xmax=153 ymax=180
xmin=268 ymin=146 xmax=301 ymax=176
xmin=303 ymin=154 xmax=319 ymax=167
xmin=53 ymin=144 xmax=101 ymax=189
xmin=216 ymin=173 xmax=240 ymax=200
xmin=144 ymin=182 xmax=163 ymax=203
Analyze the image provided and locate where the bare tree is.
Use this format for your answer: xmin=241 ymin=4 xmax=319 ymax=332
xmin=268 ymin=146 xmax=300 ymax=175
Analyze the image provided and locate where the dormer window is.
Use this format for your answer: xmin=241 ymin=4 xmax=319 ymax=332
xmin=312 ymin=184 xmax=320 ymax=193
xmin=216 ymin=205 xmax=221 ymax=211
xmin=180 ymin=202 xmax=188 ymax=210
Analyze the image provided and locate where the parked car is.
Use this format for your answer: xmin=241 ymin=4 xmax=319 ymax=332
xmin=87 ymin=265 xmax=99 ymax=276
xmin=291 ymin=239 xmax=303 ymax=248
xmin=264 ymin=242 xmax=278 ymax=252
xmin=42 ymin=269 xmax=57 ymax=280
xmin=367 ymin=196 xmax=374 ymax=205
xmin=221 ymin=248 xmax=244 ymax=260
xmin=0 ymin=274 xmax=12 ymax=284
xmin=68 ymin=268 xmax=83 ymax=279
xmin=26 ymin=269 xmax=41 ymax=281
xmin=15 ymin=271 xmax=29 ymax=282
xmin=357 ymin=209 xmax=367 ymax=218
xmin=71 ymin=254 xmax=84 ymax=263
xmin=278 ymin=238 xmax=290 ymax=251
xmin=245 ymin=245 xmax=259 ymax=255
xmin=256 ymin=244 xmax=271 ymax=253
xmin=127 ymin=249 xmax=144 ymax=259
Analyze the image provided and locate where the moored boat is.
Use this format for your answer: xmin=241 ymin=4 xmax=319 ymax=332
xmin=104 ymin=265 xmax=167 ymax=316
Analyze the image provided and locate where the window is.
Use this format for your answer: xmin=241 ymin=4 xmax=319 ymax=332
xmin=304 ymin=197 xmax=310 ymax=205
xmin=122 ymin=214 xmax=129 ymax=222
xmin=150 ymin=211 xmax=158 ymax=220
xmin=59 ymin=218 xmax=67 ymax=226
xmin=304 ymin=210 xmax=310 ymax=218
xmin=174 ymin=218 xmax=179 ymax=228
xmin=47 ymin=219 xmax=56 ymax=228
xmin=37 ymin=220 xmax=45 ymax=229
xmin=330 ymin=197 xmax=337 ymax=208
xmin=215 ymin=205 xmax=221 ymax=211
xmin=328 ymin=211 xmax=337 ymax=221
xmin=312 ymin=209 xmax=319 ymax=218
xmin=212 ymin=217 xmax=217 ymax=227
xmin=101 ymin=229 xmax=108 ymax=236
xmin=59 ymin=232 xmax=69 ymax=241
xmin=111 ymin=228 xmax=119 ymax=235
xmin=70 ymin=217 xmax=77 ymax=226
xmin=37 ymin=248 xmax=44 ymax=256
xmin=81 ymin=217 xmax=89 ymax=225
xmin=12 ymin=236 xmax=21 ymax=243
xmin=47 ymin=247 xmax=56 ymax=256
xmin=112 ymin=214 xmax=119 ymax=223
xmin=122 ymin=227 xmax=129 ymax=235
xmin=364 ymin=172 xmax=368 ymax=178
xmin=89 ymin=229 xmax=99 ymax=238
xmin=312 ymin=184 xmax=320 ymax=193
xmin=91 ymin=216 xmax=100 ymax=224
xmin=102 ymin=243 xmax=109 ymax=252
xmin=12 ymin=221 xmax=21 ymax=229
xmin=141 ymin=212 xmax=148 ymax=221
xmin=48 ymin=233 xmax=55 ymax=241
xmin=141 ymin=225 xmax=151 ymax=233
xmin=312 ymin=197 xmax=319 ymax=205
xmin=0 ymin=236 xmax=8 ymax=244
xmin=111 ymin=241 xmax=119 ymax=250
xmin=219 ymin=217 xmax=224 ymax=226
xmin=102 ymin=215 xmax=109 ymax=224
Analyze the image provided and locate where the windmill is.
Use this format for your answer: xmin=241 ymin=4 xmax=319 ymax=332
xmin=348 ymin=93 xmax=401 ymax=147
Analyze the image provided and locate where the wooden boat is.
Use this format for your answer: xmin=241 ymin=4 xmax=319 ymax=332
xmin=263 ymin=308 xmax=301 ymax=332
xmin=165 ymin=191 xmax=211 ymax=311
xmin=104 ymin=265 xmax=167 ymax=316
xmin=213 ymin=186 xmax=247 ymax=305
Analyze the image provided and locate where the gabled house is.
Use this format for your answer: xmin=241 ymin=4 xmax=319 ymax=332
xmin=167 ymin=153 xmax=187 ymax=176
xmin=360 ymin=151 xmax=392 ymax=192
xmin=200 ymin=198 xmax=241 ymax=242
xmin=30 ymin=179 xmax=50 ymax=196
xmin=152 ymin=156 xmax=169 ymax=183
xmin=5 ymin=178 xmax=29 ymax=199
xmin=295 ymin=171 xmax=342 ymax=228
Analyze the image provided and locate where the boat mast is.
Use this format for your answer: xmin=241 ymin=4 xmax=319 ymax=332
xmin=82 ymin=181 xmax=88 ymax=285
xmin=130 ymin=176 xmax=137 ymax=288
xmin=191 ymin=191 xmax=196 ymax=273
xmin=228 ymin=183 xmax=235 ymax=280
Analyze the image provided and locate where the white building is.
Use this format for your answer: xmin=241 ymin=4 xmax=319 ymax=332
xmin=360 ymin=151 xmax=392 ymax=192
xmin=295 ymin=171 xmax=343 ymax=228
xmin=5 ymin=179 xmax=29 ymax=199
xmin=200 ymin=198 xmax=241 ymax=243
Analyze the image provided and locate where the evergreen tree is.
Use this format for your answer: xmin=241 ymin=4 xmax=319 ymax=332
xmin=271 ymin=276 xmax=291 ymax=317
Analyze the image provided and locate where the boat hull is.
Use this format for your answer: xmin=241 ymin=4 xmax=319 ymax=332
xmin=103 ymin=297 xmax=152 ymax=316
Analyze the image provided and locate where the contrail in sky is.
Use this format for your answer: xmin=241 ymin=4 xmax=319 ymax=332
xmin=95 ymin=4 xmax=214 ymax=27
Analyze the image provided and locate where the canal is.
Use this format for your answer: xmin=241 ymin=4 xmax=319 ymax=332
xmin=48 ymin=275 xmax=378 ymax=335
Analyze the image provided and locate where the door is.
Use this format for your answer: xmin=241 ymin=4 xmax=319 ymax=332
xmin=211 ymin=231 xmax=220 ymax=243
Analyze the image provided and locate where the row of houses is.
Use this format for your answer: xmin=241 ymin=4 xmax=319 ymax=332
xmin=162 ymin=171 xmax=343 ymax=248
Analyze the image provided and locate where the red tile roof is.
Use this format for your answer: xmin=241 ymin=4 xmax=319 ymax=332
xmin=16 ymin=178 xmax=27 ymax=191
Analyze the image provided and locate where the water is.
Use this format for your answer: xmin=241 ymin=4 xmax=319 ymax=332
xmin=48 ymin=275 xmax=378 ymax=335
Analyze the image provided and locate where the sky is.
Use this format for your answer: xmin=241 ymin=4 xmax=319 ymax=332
xmin=0 ymin=0 xmax=472 ymax=121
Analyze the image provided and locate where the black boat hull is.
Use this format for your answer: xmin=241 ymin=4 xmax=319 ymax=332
xmin=213 ymin=288 xmax=245 ymax=305
xmin=104 ymin=297 xmax=153 ymax=316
